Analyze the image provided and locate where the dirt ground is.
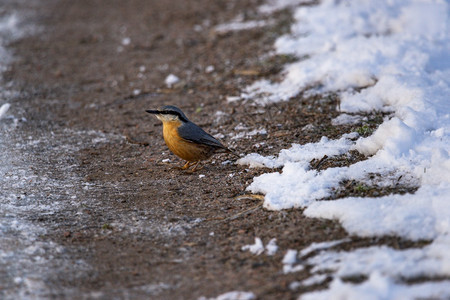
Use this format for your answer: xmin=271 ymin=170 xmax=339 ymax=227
xmin=3 ymin=0 xmax=420 ymax=299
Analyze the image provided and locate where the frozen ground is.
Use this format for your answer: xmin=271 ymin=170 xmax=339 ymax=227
xmin=1 ymin=15 xmax=122 ymax=291
xmin=0 ymin=126 xmax=112 ymax=298
xmin=0 ymin=9 xmax=67 ymax=298
xmin=237 ymin=0 xmax=450 ymax=298
xmin=0 ymin=7 xmax=121 ymax=298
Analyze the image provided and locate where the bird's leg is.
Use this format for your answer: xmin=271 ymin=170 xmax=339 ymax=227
xmin=181 ymin=161 xmax=193 ymax=170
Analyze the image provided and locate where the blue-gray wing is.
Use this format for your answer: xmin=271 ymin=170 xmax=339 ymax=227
xmin=178 ymin=122 xmax=226 ymax=149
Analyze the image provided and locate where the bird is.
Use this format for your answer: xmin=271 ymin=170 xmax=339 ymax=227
xmin=146 ymin=105 xmax=237 ymax=171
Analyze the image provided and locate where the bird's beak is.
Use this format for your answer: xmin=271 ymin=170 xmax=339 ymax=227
xmin=146 ymin=109 xmax=160 ymax=114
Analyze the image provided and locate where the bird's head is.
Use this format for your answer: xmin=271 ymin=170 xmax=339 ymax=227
xmin=146 ymin=105 xmax=189 ymax=123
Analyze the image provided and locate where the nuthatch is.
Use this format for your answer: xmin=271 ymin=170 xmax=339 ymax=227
xmin=146 ymin=105 xmax=236 ymax=171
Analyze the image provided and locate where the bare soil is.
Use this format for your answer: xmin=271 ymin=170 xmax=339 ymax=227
xmin=4 ymin=0 xmax=420 ymax=299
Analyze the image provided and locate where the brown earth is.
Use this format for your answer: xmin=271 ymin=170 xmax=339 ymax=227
xmin=4 ymin=0 xmax=420 ymax=299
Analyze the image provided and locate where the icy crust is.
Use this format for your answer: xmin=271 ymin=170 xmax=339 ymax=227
xmin=1 ymin=115 xmax=191 ymax=298
xmin=0 ymin=125 xmax=121 ymax=298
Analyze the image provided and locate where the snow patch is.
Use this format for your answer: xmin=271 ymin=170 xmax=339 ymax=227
xmin=241 ymin=237 xmax=278 ymax=256
xmin=238 ymin=0 xmax=450 ymax=297
xmin=199 ymin=291 xmax=256 ymax=300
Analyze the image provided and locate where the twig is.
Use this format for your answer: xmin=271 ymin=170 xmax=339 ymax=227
xmin=206 ymin=194 xmax=265 ymax=222
xmin=312 ymin=155 xmax=328 ymax=169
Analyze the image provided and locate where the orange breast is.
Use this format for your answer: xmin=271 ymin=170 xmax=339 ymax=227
xmin=162 ymin=121 xmax=214 ymax=162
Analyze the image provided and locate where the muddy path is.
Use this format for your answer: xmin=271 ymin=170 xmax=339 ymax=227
xmin=2 ymin=0 xmax=364 ymax=299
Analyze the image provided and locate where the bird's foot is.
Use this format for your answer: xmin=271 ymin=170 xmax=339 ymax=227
xmin=186 ymin=161 xmax=203 ymax=173
xmin=180 ymin=161 xmax=194 ymax=170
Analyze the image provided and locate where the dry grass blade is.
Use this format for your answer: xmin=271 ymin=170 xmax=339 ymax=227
xmin=234 ymin=194 xmax=265 ymax=201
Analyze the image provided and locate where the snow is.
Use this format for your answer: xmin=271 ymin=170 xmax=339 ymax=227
xmin=282 ymin=249 xmax=298 ymax=265
xmin=265 ymin=238 xmax=278 ymax=256
xmin=121 ymin=37 xmax=130 ymax=45
xmin=258 ymin=0 xmax=315 ymax=15
xmin=306 ymin=236 xmax=450 ymax=280
xmin=242 ymin=237 xmax=278 ymax=256
xmin=236 ymin=0 xmax=450 ymax=298
xmin=0 ymin=103 xmax=10 ymax=119
xmin=0 ymin=14 xmax=19 ymax=74
xmin=238 ymin=133 xmax=357 ymax=169
xmin=298 ymin=274 xmax=328 ymax=287
xmin=282 ymin=249 xmax=304 ymax=274
xmin=242 ymin=237 xmax=265 ymax=255
xmin=305 ymin=185 xmax=450 ymax=241
xmin=199 ymin=291 xmax=256 ymax=300
xmin=331 ymin=113 xmax=364 ymax=126
xmin=226 ymin=96 xmax=241 ymax=102
xmin=205 ymin=65 xmax=215 ymax=73
xmin=299 ymin=239 xmax=350 ymax=258
xmin=164 ymin=74 xmax=179 ymax=88
xmin=301 ymin=272 xmax=450 ymax=300
xmin=231 ymin=128 xmax=267 ymax=140
xmin=214 ymin=16 xmax=273 ymax=34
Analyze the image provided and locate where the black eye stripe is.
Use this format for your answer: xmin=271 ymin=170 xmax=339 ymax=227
xmin=158 ymin=110 xmax=176 ymax=115
xmin=159 ymin=110 xmax=188 ymax=122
